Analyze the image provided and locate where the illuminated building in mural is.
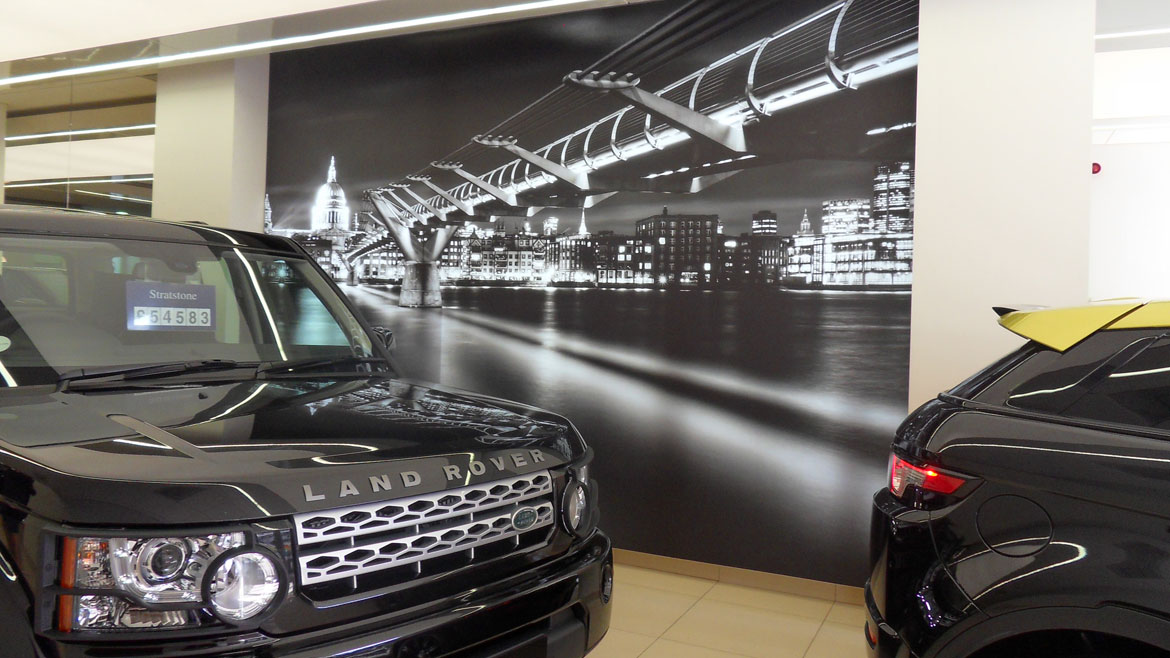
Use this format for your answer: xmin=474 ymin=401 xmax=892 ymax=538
xmin=821 ymin=199 xmax=871 ymax=235
xmin=594 ymin=232 xmax=654 ymax=287
xmin=721 ymin=233 xmax=783 ymax=285
xmin=872 ymin=161 xmax=914 ymax=233
xmin=265 ymin=157 xmax=360 ymax=278
xmin=634 ymin=207 xmax=721 ymax=286
xmin=311 ymin=156 xmax=350 ymax=233
xmin=553 ymin=215 xmax=595 ymax=283
xmin=783 ymin=162 xmax=915 ymax=290
xmin=751 ymin=210 xmax=778 ymax=235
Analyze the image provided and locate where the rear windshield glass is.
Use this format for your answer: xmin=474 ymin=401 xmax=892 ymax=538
xmin=1005 ymin=329 xmax=1170 ymax=429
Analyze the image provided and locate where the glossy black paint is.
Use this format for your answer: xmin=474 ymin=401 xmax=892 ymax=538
xmin=0 ymin=209 xmax=609 ymax=658
xmin=867 ymin=332 xmax=1170 ymax=658
xmin=0 ymin=377 xmax=585 ymax=525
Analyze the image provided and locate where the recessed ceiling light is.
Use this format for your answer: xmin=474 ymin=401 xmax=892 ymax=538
xmin=4 ymin=176 xmax=154 ymax=188
xmin=1096 ymin=26 xmax=1170 ymax=40
xmin=74 ymin=189 xmax=152 ymax=204
xmin=0 ymin=0 xmax=599 ymax=87
xmin=5 ymin=124 xmax=156 ymax=142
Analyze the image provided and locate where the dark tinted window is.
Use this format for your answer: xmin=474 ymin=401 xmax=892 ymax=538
xmin=1006 ymin=329 xmax=1170 ymax=429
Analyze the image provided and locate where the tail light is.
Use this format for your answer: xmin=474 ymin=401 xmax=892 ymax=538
xmin=889 ymin=454 xmax=969 ymax=499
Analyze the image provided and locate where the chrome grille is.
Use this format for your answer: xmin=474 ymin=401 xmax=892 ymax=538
xmin=293 ymin=471 xmax=554 ymax=587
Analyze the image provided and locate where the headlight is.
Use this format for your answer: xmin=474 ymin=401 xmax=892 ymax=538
xmin=206 ymin=551 xmax=282 ymax=622
xmin=58 ymin=532 xmax=284 ymax=632
xmin=139 ymin=539 xmax=188 ymax=585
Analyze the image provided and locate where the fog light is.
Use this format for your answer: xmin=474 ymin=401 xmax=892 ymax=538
xmin=207 ymin=552 xmax=282 ymax=622
xmin=563 ymin=480 xmax=588 ymax=534
xmin=601 ymin=562 xmax=613 ymax=604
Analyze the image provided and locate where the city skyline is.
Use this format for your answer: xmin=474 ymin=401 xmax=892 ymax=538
xmin=269 ymin=156 xmax=880 ymax=238
xmin=273 ymin=153 xmax=913 ymax=291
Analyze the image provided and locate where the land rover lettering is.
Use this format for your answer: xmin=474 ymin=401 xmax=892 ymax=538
xmin=442 ymin=450 xmax=549 ymax=481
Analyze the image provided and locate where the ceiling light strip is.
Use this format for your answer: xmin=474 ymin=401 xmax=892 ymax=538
xmin=1096 ymin=26 xmax=1170 ymax=40
xmin=5 ymin=123 xmax=156 ymax=142
xmin=4 ymin=176 xmax=154 ymax=188
xmin=73 ymin=189 xmax=152 ymax=204
xmin=0 ymin=0 xmax=600 ymax=87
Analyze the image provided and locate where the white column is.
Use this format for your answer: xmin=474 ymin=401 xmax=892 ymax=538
xmin=152 ymin=55 xmax=269 ymax=231
xmin=908 ymin=0 xmax=1096 ymax=408
xmin=0 ymin=102 xmax=7 ymax=204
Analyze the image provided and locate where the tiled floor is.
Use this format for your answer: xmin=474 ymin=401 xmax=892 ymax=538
xmin=592 ymin=564 xmax=866 ymax=658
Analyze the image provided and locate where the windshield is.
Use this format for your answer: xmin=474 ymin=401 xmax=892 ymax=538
xmin=0 ymin=233 xmax=377 ymax=387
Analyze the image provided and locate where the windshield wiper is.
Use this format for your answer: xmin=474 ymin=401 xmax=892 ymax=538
xmin=60 ymin=359 xmax=255 ymax=391
xmin=256 ymin=355 xmax=388 ymax=376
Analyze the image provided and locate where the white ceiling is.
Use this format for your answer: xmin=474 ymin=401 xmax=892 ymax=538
xmin=0 ymin=0 xmax=382 ymax=63
xmin=1097 ymin=0 xmax=1170 ymax=36
xmin=1094 ymin=1 xmax=1170 ymax=143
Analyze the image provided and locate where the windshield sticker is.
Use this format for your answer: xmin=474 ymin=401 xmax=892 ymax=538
xmin=0 ymin=337 xmax=10 ymax=352
xmin=125 ymin=281 xmax=216 ymax=331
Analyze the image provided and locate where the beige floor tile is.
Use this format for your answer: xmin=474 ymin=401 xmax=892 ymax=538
xmin=825 ymin=602 xmax=866 ymax=627
xmin=610 ymin=582 xmax=703 ymax=637
xmin=803 ymin=621 xmax=866 ymax=658
xmin=639 ymin=638 xmax=751 ymax=658
xmin=703 ymin=583 xmax=831 ymax=621
xmin=588 ymin=628 xmax=658 ymax=658
xmin=615 ymin=564 xmax=717 ymax=598
xmin=663 ymin=598 xmax=822 ymax=658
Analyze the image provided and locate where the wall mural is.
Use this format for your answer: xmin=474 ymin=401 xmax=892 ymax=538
xmin=265 ymin=0 xmax=918 ymax=585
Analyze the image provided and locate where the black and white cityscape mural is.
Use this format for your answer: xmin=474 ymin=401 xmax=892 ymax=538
xmin=265 ymin=0 xmax=918 ymax=585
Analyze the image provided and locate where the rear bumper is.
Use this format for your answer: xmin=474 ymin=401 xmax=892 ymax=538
xmin=867 ymin=489 xmax=971 ymax=658
xmin=865 ymin=581 xmax=909 ymax=658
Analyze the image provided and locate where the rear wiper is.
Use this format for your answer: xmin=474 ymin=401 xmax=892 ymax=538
xmin=256 ymin=355 xmax=387 ymax=376
xmin=60 ymin=359 xmax=254 ymax=391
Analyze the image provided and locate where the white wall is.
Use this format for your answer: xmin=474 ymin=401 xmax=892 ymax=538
xmin=1088 ymin=39 xmax=1170 ymax=301
xmin=1089 ymin=143 xmax=1170 ymax=301
xmin=1095 ymin=47 xmax=1170 ymax=120
xmin=0 ymin=103 xmax=6 ymax=204
xmin=909 ymin=0 xmax=1096 ymax=408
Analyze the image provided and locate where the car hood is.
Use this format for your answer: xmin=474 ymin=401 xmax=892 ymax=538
xmin=0 ymin=377 xmax=584 ymax=525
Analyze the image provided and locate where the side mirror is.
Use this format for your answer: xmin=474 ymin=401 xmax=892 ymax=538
xmin=371 ymin=326 xmax=396 ymax=351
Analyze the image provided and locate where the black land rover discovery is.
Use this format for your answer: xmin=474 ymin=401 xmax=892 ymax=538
xmin=0 ymin=207 xmax=611 ymax=658
xmin=867 ymin=302 xmax=1170 ymax=658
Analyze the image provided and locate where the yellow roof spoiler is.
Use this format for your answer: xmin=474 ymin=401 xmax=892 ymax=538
xmin=996 ymin=299 xmax=1170 ymax=351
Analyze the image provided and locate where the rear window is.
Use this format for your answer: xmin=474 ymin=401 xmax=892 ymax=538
xmin=1004 ymin=329 xmax=1170 ymax=430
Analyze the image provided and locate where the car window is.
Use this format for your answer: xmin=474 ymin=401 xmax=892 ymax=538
xmin=1006 ymin=329 xmax=1170 ymax=429
xmin=0 ymin=235 xmax=375 ymax=387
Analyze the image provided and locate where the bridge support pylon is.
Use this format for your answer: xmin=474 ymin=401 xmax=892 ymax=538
xmin=365 ymin=191 xmax=457 ymax=308
xmin=400 ymin=261 xmax=442 ymax=308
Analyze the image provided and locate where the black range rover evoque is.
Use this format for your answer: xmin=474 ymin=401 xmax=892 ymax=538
xmin=0 ymin=207 xmax=611 ymax=658
xmin=867 ymin=302 xmax=1170 ymax=658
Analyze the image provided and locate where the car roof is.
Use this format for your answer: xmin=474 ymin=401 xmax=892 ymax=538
xmin=998 ymin=300 xmax=1170 ymax=351
xmin=0 ymin=205 xmax=298 ymax=253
